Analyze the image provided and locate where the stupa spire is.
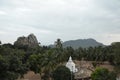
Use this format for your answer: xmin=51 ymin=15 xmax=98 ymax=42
xmin=66 ymin=56 xmax=78 ymax=73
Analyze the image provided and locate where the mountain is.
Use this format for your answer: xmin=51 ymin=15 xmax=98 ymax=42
xmin=50 ymin=38 xmax=105 ymax=49
xmin=14 ymin=33 xmax=39 ymax=47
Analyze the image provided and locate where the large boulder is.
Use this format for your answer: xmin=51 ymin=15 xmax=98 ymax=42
xmin=14 ymin=34 xmax=39 ymax=47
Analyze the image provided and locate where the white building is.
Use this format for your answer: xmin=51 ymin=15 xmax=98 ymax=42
xmin=66 ymin=56 xmax=78 ymax=73
xmin=116 ymin=77 xmax=120 ymax=80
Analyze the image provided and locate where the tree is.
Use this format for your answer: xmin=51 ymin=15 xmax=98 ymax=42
xmin=0 ymin=54 xmax=27 ymax=80
xmin=54 ymin=38 xmax=63 ymax=49
xmin=52 ymin=66 xmax=73 ymax=80
xmin=0 ymin=41 xmax=1 ymax=45
xmin=111 ymin=42 xmax=120 ymax=65
xmin=0 ymin=45 xmax=28 ymax=80
xmin=41 ymin=49 xmax=58 ymax=80
xmin=27 ymin=54 xmax=41 ymax=73
xmin=65 ymin=47 xmax=74 ymax=58
xmin=54 ymin=39 xmax=65 ymax=63
xmin=74 ymin=47 xmax=85 ymax=60
xmin=91 ymin=67 xmax=116 ymax=80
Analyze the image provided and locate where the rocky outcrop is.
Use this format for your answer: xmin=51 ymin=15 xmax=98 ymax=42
xmin=14 ymin=34 xmax=39 ymax=47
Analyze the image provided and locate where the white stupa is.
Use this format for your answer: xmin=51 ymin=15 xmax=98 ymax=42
xmin=66 ymin=56 xmax=78 ymax=73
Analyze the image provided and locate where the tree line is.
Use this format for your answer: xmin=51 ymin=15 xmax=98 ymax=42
xmin=0 ymin=39 xmax=120 ymax=80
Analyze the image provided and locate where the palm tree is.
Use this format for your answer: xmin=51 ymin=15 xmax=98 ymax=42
xmin=54 ymin=38 xmax=63 ymax=49
xmin=41 ymin=49 xmax=58 ymax=80
xmin=64 ymin=47 xmax=74 ymax=60
xmin=54 ymin=39 xmax=65 ymax=64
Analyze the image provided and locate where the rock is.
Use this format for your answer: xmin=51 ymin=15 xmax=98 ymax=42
xmin=14 ymin=33 xmax=39 ymax=47
xmin=0 ymin=41 xmax=1 ymax=44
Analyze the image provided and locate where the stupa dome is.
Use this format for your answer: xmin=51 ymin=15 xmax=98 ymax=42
xmin=66 ymin=56 xmax=78 ymax=73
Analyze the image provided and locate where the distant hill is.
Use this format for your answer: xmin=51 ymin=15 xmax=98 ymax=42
xmin=50 ymin=38 xmax=105 ymax=49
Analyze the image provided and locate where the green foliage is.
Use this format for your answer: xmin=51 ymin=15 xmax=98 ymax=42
xmin=91 ymin=67 xmax=116 ymax=80
xmin=28 ymin=54 xmax=41 ymax=73
xmin=52 ymin=66 xmax=73 ymax=80
xmin=0 ymin=39 xmax=120 ymax=80
xmin=55 ymin=38 xmax=63 ymax=49
xmin=0 ymin=44 xmax=28 ymax=80
xmin=111 ymin=42 xmax=120 ymax=65
xmin=41 ymin=49 xmax=58 ymax=80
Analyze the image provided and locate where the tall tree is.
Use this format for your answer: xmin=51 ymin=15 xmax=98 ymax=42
xmin=27 ymin=54 xmax=41 ymax=73
xmin=111 ymin=42 xmax=120 ymax=65
xmin=54 ymin=39 xmax=65 ymax=63
xmin=54 ymin=38 xmax=63 ymax=49
xmin=41 ymin=49 xmax=58 ymax=80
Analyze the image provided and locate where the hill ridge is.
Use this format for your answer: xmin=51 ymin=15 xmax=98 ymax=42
xmin=50 ymin=38 xmax=105 ymax=49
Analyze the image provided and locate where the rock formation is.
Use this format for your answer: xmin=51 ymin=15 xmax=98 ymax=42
xmin=14 ymin=33 xmax=39 ymax=47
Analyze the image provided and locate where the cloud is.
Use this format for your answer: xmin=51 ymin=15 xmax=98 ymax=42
xmin=0 ymin=10 xmax=7 ymax=15
xmin=0 ymin=0 xmax=120 ymax=45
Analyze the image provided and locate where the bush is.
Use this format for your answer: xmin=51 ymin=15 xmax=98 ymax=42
xmin=52 ymin=66 xmax=74 ymax=80
xmin=91 ymin=67 xmax=116 ymax=80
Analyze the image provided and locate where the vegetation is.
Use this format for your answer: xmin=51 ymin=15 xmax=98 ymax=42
xmin=91 ymin=67 xmax=116 ymax=80
xmin=52 ymin=66 xmax=72 ymax=80
xmin=0 ymin=44 xmax=28 ymax=80
xmin=0 ymin=39 xmax=120 ymax=80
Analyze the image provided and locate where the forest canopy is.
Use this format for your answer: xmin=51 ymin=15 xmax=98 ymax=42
xmin=0 ymin=39 xmax=120 ymax=80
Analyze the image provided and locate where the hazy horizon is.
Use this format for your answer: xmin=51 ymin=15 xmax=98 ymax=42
xmin=0 ymin=0 xmax=120 ymax=45
xmin=0 ymin=33 xmax=116 ymax=46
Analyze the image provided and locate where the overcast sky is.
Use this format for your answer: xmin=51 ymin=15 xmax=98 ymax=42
xmin=0 ymin=0 xmax=120 ymax=45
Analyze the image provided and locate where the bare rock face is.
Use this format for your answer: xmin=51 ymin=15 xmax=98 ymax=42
xmin=14 ymin=34 xmax=39 ymax=47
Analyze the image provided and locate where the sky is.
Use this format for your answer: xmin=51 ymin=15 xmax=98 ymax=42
xmin=0 ymin=0 xmax=120 ymax=45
